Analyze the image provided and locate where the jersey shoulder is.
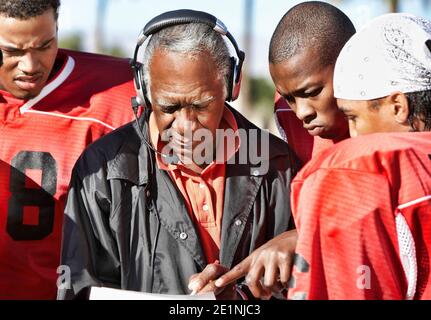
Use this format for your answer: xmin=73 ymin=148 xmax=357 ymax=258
xmin=29 ymin=49 xmax=136 ymax=128
xmin=60 ymin=49 xmax=134 ymax=82
xmin=297 ymin=132 xmax=431 ymax=180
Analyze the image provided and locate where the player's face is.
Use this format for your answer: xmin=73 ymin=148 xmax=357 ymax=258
xmin=337 ymin=97 xmax=409 ymax=137
xmin=0 ymin=9 xmax=58 ymax=100
xmin=148 ymin=49 xmax=226 ymax=165
xmin=270 ymin=50 xmax=348 ymax=140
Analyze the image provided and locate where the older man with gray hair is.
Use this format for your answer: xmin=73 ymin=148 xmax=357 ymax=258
xmin=58 ymin=10 xmax=300 ymax=300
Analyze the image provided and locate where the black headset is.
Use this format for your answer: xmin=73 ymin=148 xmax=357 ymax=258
xmin=130 ymin=9 xmax=245 ymax=111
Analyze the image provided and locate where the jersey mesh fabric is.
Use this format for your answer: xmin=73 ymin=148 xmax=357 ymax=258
xmin=395 ymin=212 xmax=417 ymax=300
xmin=289 ymin=132 xmax=431 ymax=300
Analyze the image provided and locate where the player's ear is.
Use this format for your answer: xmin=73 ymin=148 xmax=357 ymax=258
xmin=387 ymin=91 xmax=409 ymax=126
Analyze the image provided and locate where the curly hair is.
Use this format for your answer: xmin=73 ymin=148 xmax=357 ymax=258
xmin=405 ymin=90 xmax=431 ymax=131
xmin=0 ymin=0 xmax=60 ymax=20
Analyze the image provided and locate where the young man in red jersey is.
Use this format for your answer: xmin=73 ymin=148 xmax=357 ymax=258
xmin=188 ymin=1 xmax=356 ymax=299
xmin=0 ymin=0 xmax=135 ymax=299
xmin=286 ymin=13 xmax=431 ymax=300
xmin=212 ymin=13 xmax=431 ymax=300
xmin=288 ymin=8 xmax=431 ymax=296
xmin=270 ymin=1 xmax=355 ymax=164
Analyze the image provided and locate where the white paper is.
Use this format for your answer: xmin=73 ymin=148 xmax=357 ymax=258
xmin=89 ymin=286 xmax=216 ymax=300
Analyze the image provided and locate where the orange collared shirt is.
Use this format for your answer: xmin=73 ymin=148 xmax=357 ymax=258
xmin=150 ymin=106 xmax=240 ymax=263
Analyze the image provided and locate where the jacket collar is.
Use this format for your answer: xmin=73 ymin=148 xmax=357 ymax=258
xmin=106 ymin=115 xmax=150 ymax=185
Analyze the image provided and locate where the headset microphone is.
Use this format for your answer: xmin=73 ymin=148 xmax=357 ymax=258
xmin=131 ymin=97 xmax=180 ymax=165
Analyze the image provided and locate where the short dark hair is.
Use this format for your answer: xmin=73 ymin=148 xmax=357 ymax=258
xmin=269 ymin=1 xmax=355 ymax=67
xmin=405 ymin=90 xmax=431 ymax=131
xmin=0 ymin=0 xmax=60 ymax=20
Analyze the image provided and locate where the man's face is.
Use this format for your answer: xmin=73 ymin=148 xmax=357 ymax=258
xmin=337 ymin=97 xmax=409 ymax=137
xmin=148 ymin=49 xmax=226 ymax=164
xmin=0 ymin=9 xmax=58 ymax=100
xmin=269 ymin=50 xmax=348 ymax=140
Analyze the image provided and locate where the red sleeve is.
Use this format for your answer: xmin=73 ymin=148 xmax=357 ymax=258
xmin=288 ymin=168 xmax=408 ymax=299
xmin=274 ymin=92 xmax=314 ymax=163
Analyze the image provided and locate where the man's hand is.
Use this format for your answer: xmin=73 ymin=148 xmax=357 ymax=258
xmin=214 ymin=229 xmax=298 ymax=299
xmin=188 ymin=262 xmax=238 ymax=300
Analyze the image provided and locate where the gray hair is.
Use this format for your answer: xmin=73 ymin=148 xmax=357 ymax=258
xmin=142 ymin=23 xmax=231 ymax=101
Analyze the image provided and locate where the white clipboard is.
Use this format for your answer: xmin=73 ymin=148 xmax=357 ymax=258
xmin=89 ymin=286 xmax=216 ymax=300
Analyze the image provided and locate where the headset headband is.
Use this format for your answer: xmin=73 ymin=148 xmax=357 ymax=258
xmin=132 ymin=9 xmax=245 ymax=85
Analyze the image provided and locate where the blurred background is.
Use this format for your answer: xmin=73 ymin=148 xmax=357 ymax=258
xmin=58 ymin=0 xmax=431 ymax=134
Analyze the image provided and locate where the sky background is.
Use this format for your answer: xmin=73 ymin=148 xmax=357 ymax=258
xmin=58 ymin=0 xmax=431 ymax=80
xmin=56 ymin=0 xmax=431 ymax=131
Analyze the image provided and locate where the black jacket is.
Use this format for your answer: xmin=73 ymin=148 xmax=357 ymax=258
xmin=58 ymin=105 xmax=300 ymax=299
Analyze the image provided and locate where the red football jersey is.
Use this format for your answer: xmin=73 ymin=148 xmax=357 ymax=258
xmin=274 ymin=92 xmax=339 ymax=163
xmin=288 ymin=132 xmax=431 ymax=300
xmin=0 ymin=49 xmax=136 ymax=299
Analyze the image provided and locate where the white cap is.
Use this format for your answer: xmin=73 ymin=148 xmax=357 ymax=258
xmin=334 ymin=13 xmax=431 ymax=100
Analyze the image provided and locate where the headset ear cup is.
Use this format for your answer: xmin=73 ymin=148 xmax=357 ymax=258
xmin=132 ymin=63 xmax=144 ymax=106
xmin=133 ymin=63 xmax=151 ymax=109
xmin=231 ymin=69 xmax=242 ymax=101
xmin=226 ymin=57 xmax=236 ymax=101
xmin=230 ymin=57 xmax=242 ymax=102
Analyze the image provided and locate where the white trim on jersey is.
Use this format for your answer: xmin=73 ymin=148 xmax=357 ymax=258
xmin=20 ymin=56 xmax=76 ymax=113
xmin=23 ymin=110 xmax=116 ymax=131
xmin=18 ymin=55 xmax=117 ymax=131
xmin=398 ymin=195 xmax=431 ymax=210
